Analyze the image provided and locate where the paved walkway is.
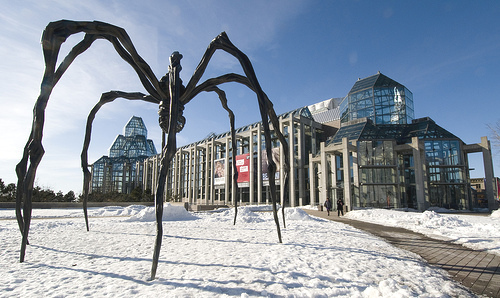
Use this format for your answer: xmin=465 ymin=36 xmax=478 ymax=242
xmin=304 ymin=209 xmax=500 ymax=297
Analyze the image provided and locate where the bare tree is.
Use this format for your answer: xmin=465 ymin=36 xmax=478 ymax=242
xmin=488 ymin=121 xmax=500 ymax=149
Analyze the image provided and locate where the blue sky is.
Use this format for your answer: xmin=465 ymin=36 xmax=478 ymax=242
xmin=1 ymin=0 xmax=499 ymax=194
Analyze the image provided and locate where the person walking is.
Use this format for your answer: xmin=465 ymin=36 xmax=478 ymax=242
xmin=324 ymin=198 xmax=332 ymax=216
xmin=337 ymin=198 xmax=344 ymax=216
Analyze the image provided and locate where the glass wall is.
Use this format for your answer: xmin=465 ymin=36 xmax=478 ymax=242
xmin=346 ymin=86 xmax=414 ymax=125
xmin=425 ymin=140 xmax=467 ymax=209
xmin=91 ymin=159 xmax=106 ymax=192
xmin=359 ymin=185 xmax=397 ymax=208
xmin=398 ymin=154 xmax=417 ymax=209
xmin=373 ymin=87 xmax=411 ymax=124
xmin=357 ymin=141 xmax=399 ymax=208
xmin=124 ymin=116 xmax=147 ymax=137
xmin=348 ymin=89 xmax=374 ymax=121
xmin=358 ymin=140 xmax=394 ymax=166
xmin=111 ymin=162 xmax=124 ymax=192
xmin=341 ymin=74 xmax=415 ymax=125
xmin=404 ymin=87 xmax=414 ymax=124
xmin=425 ymin=140 xmax=461 ymax=166
xmin=339 ymin=96 xmax=348 ymax=123
xmin=91 ymin=116 xmax=157 ymax=194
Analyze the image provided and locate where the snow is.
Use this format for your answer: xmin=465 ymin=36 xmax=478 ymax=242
xmin=0 ymin=205 xmax=478 ymax=297
xmin=345 ymin=208 xmax=500 ymax=255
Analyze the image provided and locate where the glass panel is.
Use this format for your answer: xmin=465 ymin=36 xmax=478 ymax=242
xmin=360 ymin=168 xmax=396 ymax=184
xmin=428 ymin=167 xmax=465 ymax=183
xmin=358 ymin=141 xmax=394 ymax=166
xmin=124 ymin=116 xmax=147 ymax=137
xmin=359 ymin=185 xmax=398 ymax=208
xmin=429 ymin=184 xmax=466 ymax=210
xmin=425 ymin=140 xmax=461 ymax=166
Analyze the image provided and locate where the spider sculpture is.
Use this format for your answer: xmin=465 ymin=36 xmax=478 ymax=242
xmin=15 ymin=20 xmax=290 ymax=280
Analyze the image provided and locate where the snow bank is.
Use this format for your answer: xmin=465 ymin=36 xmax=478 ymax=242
xmin=281 ymin=207 xmax=316 ymax=221
xmin=205 ymin=206 xmax=316 ymax=224
xmin=418 ymin=211 xmax=472 ymax=228
xmin=89 ymin=205 xmax=147 ymax=217
xmin=345 ymin=208 xmax=500 ymax=254
xmin=125 ymin=203 xmax=198 ymax=222
xmin=491 ymin=209 xmax=500 ymax=218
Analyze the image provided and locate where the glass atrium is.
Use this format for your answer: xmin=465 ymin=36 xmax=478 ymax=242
xmin=323 ymin=117 xmax=469 ymax=210
xmin=91 ymin=116 xmax=157 ymax=194
xmin=340 ymin=72 xmax=414 ymax=125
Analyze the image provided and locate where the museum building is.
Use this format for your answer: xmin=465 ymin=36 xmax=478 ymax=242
xmin=91 ymin=72 xmax=497 ymax=211
xmin=90 ymin=116 xmax=157 ymax=194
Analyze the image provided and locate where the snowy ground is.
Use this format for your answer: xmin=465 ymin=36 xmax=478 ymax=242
xmin=0 ymin=205 xmax=479 ymax=297
xmin=344 ymin=208 xmax=500 ymax=256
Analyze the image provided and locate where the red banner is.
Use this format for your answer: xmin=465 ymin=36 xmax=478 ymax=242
xmin=236 ymin=153 xmax=250 ymax=185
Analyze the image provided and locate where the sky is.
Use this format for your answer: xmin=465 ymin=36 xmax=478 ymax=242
xmin=0 ymin=205 xmax=482 ymax=296
xmin=1 ymin=0 xmax=500 ymax=194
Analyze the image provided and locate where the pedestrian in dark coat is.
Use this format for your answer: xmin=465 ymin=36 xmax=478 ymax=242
xmin=324 ymin=198 xmax=332 ymax=216
xmin=337 ymin=198 xmax=344 ymax=216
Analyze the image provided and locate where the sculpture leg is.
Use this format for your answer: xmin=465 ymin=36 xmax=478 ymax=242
xmin=267 ymin=107 xmax=290 ymax=229
xmin=82 ymin=172 xmax=90 ymax=231
xmin=15 ymin=151 xmax=29 ymax=242
xmin=204 ymin=86 xmax=239 ymax=224
xmin=262 ymin=129 xmax=282 ymax=244
xmin=182 ymin=32 xmax=286 ymax=242
xmin=229 ymin=116 xmax=238 ymax=225
xmin=150 ymin=119 xmax=178 ymax=280
xmin=256 ymin=95 xmax=282 ymax=243
xmin=150 ymin=169 xmax=165 ymax=280
xmin=151 ymin=51 xmax=182 ymax=280
xmin=20 ymin=188 xmax=32 ymax=262
xmin=81 ymin=91 xmax=157 ymax=231
xmin=20 ymin=139 xmax=45 ymax=262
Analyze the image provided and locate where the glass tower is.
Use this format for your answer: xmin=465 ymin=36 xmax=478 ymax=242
xmin=340 ymin=72 xmax=414 ymax=125
xmin=91 ymin=116 xmax=157 ymax=194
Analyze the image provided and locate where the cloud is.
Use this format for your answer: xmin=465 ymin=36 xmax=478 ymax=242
xmin=383 ymin=7 xmax=394 ymax=18
xmin=349 ymin=51 xmax=358 ymax=65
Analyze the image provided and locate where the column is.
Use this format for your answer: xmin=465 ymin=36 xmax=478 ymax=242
xmin=481 ymin=136 xmax=496 ymax=210
xmin=289 ymin=119 xmax=296 ymax=207
xmin=225 ymin=137 xmax=230 ymax=205
xmin=257 ymin=124 xmax=262 ymax=204
xmin=279 ymin=118 xmax=285 ymax=206
xmin=352 ymin=145 xmax=359 ymax=207
xmin=342 ymin=138 xmax=352 ymax=211
xmin=187 ymin=148 xmax=193 ymax=204
xmin=174 ymin=152 xmax=180 ymax=200
xmin=319 ymin=142 xmax=328 ymax=205
xmin=309 ymin=153 xmax=316 ymax=206
xmin=411 ymin=137 xmax=427 ymax=211
xmin=331 ymin=154 xmax=337 ymax=202
xmin=297 ymin=122 xmax=305 ymax=207
xmin=210 ymin=141 xmax=216 ymax=205
xmin=152 ymin=156 xmax=158 ymax=196
xmin=193 ymin=146 xmax=199 ymax=205
xmin=249 ymin=130 xmax=255 ymax=205
xmin=205 ymin=142 xmax=210 ymax=205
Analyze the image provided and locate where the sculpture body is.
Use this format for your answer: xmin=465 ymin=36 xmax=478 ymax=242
xmin=16 ymin=20 xmax=289 ymax=280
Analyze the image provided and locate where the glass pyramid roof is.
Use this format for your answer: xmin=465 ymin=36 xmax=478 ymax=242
xmin=349 ymin=72 xmax=405 ymax=94
xmin=327 ymin=118 xmax=459 ymax=146
xmin=109 ymin=116 xmax=157 ymax=158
